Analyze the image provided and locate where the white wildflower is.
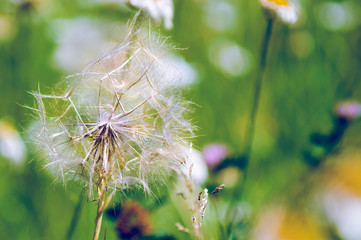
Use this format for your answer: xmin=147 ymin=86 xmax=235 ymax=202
xmin=128 ymin=0 xmax=174 ymax=29
xmin=0 ymin=120 xmax=26 ymax=165
xmin=260 ymin=0 xmax=298 ymax=24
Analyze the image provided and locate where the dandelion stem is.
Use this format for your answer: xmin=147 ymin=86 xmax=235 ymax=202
xmin=93 ymin=179 xmax=106 ymax=240
xmin=93 ymin=176 xmax=116 ymax=240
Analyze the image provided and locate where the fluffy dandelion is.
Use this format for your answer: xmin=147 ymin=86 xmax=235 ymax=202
xmin=30 ymin=21 xmax=193 ymax=239
xmin=126 ymin=0 xmax=174 ymax=29
xmin=260 ymin=0 xmax=298 ymax=24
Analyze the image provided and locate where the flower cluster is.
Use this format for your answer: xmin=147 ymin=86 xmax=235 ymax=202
xmin=31 ymin=22 xmax=194 ymax=197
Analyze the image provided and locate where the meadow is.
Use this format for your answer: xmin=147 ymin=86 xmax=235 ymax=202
xmin=1 ymin=0 xmax=361 ymax=239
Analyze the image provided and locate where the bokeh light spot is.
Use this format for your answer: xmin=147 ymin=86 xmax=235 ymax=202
xmin=208 ymin=39 xmax=252 ymax=77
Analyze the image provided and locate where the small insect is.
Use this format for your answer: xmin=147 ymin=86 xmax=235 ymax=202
xmin=176 ymin=192 xmax=186 ymax=200
xmin=211 ymin=184 xmax=225 ymax=195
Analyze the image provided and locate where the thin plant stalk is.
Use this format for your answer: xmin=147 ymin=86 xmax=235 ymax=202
xmin=173 ymin=0 xmax=184 ymax=38
xmin=93 ymin=177 xmax=116 ymax=240
xmin=224 ymin=16 xmax=274 ymax=236
xmin=93 ymin=178 xmax=106 ymax=240
xmin=240 ymin=16 xmax=274 ymax=197
xmin=65 ymin=190 xmax=84 ymax=240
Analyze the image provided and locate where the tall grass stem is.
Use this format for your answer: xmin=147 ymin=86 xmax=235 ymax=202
xmin=65 ymin=191 xmax=84 ymax=240
xmin=241 ymin=17 xmax=274 ymax=198
xmin=224 ymin=17 xmax=274 ymax=237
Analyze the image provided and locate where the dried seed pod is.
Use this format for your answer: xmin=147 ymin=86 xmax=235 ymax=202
xmin=30 ymin=21 xmax=194 ymax=196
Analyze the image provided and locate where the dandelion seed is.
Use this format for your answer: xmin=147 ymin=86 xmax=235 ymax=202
xmin=30 ymin=21 xmax=194 ymax=239
xmin=260 ymin=0 xmax=298 ymax=24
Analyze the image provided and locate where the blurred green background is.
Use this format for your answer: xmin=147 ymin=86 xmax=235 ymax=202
xmin=1 ymin=0 xmax=361 ymax=239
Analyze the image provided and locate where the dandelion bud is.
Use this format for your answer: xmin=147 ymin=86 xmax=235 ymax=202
xmin=260 ymin=0 xmax=298 ymax=24
xmin=31 ymin=22 xmax=194 ymax=198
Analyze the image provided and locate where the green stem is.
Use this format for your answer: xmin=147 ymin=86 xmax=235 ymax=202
xmin=224 ymin=17 xmax=274 ymax=237
xmin=240 ymin=16 xmax=274 ymax=198
xmin=65 ymin=191 xmax=84 ymax=240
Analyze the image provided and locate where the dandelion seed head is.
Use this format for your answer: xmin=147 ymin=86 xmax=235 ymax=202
xmin=30 ymin=22 xmax=194 ymax=196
